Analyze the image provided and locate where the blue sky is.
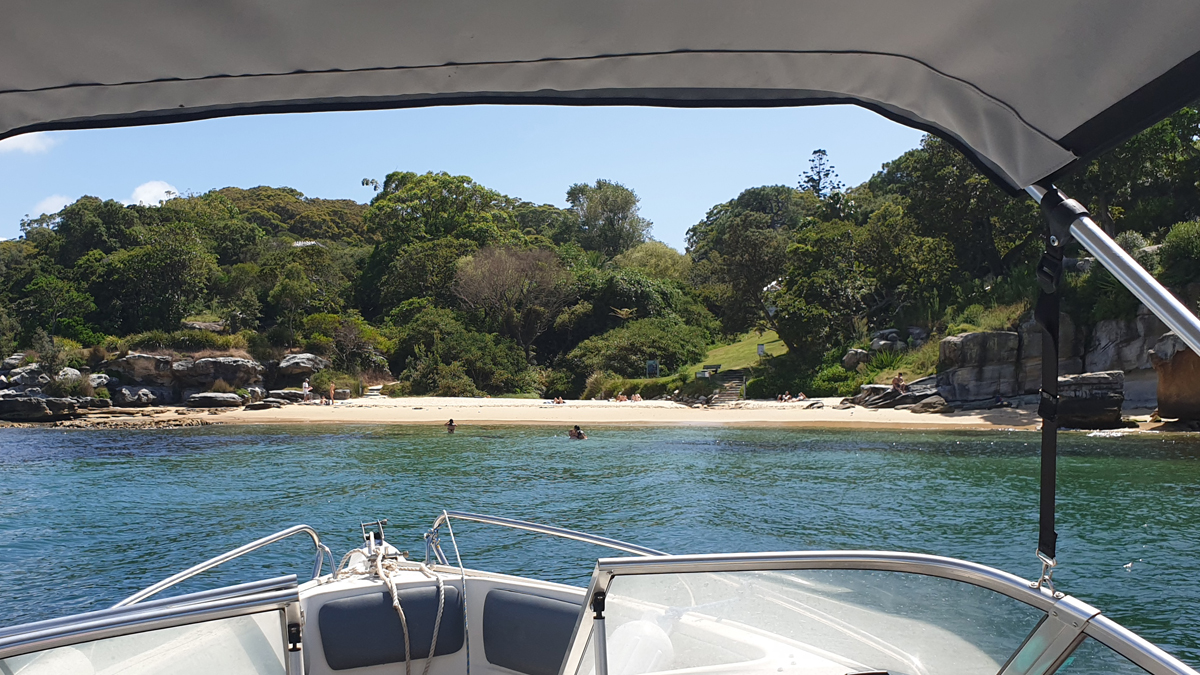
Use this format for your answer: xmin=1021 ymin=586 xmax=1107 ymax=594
xmin=0 ymin=105 xmax=923 ymax=250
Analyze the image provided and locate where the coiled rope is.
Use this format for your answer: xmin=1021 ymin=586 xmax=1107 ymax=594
xmin=332 ymin=545 xmax=446 ymax=675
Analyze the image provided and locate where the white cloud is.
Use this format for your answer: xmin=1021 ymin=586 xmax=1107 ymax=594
xmin=125 ymin=180 xmax=178 ymax=206
xmin=31 ymin=194 xmax=72 ymax=217
xmin=0 ymin=132 xmax=62 ymax=155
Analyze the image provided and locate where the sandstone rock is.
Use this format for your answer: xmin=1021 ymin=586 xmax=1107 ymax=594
xmin=246 ymin=386 xmax=266 ymax=402
xmin=7 ymin=364 xmax=44 ymax=387
xmin=937 ymin=331 xmax=1021 ymax=404
xmin=262 ymin=397 xmax=292 ymax=406
xmin=173 ymin=357 xmax=265 ymax=388
xmin=0 ymin=375 xmax=7 ymax=389
xmin=57 ymin=367 xmax=82 ymax=381
xmin=83 ymin=397 xmax=112 ymax=409
xmin=181 ymin=320 xmax=226 ymax=332
xmin=1057 ymin=371 xmax=1125 ymax=429
xmin=1016 ymin=313 xmax=1083 ymax=395
xmin=871 ymin=329 xmax=901 ymax=342
xmin=1150 ymin=333 xmax=1200 ymax=421
xmin=334 ymin=388 xmax=351 ymax=400
xmin=2 ymin=353 xmax=26 ymax=370
xmin=111 ymin=386 xmax=176 ymax=407
xmin=850 ymin=384 xmax=891 ymax=406
xmin=870 ymin=338 xmax=902 ymax=352
xmin=105 ymin=354 xmax=175 ymax=386
xmin=186 ymin=392 xmax=244 ymax=408
xmin=0 ymin=396 xmax=78 ymax=421
xmin=245 ymin=400 xmax=282 ymax=410
xmin=88 ymin=373 xmax=113 ymax=389
xmin=277 ymin=353 xmax=330 ymax=377
xmin=911 ymin=395 xmax=955 ymax=414
xmin=268 ymin=389 xmax=308 ymax=403
xmin=1085 ymin=306 xmax=1166 ymax=373
xmin=842 ymin=349 xmax=870 ymax=371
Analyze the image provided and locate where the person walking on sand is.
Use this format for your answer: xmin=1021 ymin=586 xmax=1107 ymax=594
xmin=445 ymin=419 xmax=457 ymax=433
xmin=302 ymin=378 xmax=313 ymax=402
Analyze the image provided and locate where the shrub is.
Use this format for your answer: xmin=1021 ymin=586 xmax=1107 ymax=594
xmin=303 ymin=334 xmax=335 ymax=356
xmin=1160 ymin=219 xmax=1200 ymax=287
xmin=209 ymin=379 xmax=236 ymax=393
xmin=125 ymin=330 xmax=248 ymax=353
xmin=94 ymin=386 xmax=110 ymax=400
xmin=566 ymin=318 xmax=707 ymax=379
xmin=809 ymin=365 xmax=859 ymax=397
xmin=312 ymin=369 xmax=365 ymax=398
xmin=235 ymin=388 xmax=250 ymax=399
xmin=45 ymin=376 xmax=94 ymax=398
xmin=582 ymin=371 xmax=619 ymax=400
xmin=382 ymin=382 xmax=412 ymax=397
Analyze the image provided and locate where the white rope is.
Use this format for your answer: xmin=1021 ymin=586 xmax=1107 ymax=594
xmin=331 ymin=544 xmax=446 ymax=675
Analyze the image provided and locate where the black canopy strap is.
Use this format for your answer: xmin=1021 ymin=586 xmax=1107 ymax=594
xmin=1032 ymin=188 xmax=1088 ymax=584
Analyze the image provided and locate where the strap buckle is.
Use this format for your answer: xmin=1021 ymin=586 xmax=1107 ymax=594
xmin=1038 ymin=389 xmax=1059 ymax=422
xmin=1032 ymin=549 xmax=1063 ymax=596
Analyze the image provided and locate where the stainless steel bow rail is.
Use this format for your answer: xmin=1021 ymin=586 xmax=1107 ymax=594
xmin=424 ymin=510 xmax=666 ymax=565
xmin=113 ymin=524 xmax=334 ymax=608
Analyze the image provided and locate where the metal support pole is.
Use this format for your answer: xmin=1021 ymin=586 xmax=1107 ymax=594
xmin=1026 ymin=185 xmax=1200 ymax=356
xmin=592 ymin=592 xmax=608 ymax=675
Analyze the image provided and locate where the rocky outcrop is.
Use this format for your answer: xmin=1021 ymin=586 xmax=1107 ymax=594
xmin=1150 ymin=333 xmax=1200 ymax=421
xmin=105 ymin=354 xmax=176 ymax=386
xmin=186 ymin=392 xmax=244 ymax=408
xmin=911 ymin=395 xmax=954 ymax=414
xmin=172 ymin=357 xmax=264 ymax=388
xmin=262 ymin=397 xmax=293 ymax=406
xmin=334 ymin=389 xmax=351 ymax=400
xmin=1057 ymin=371 xmax=1125 ymax=429
xmin=1017 ymin=313 xmax=1082 ymax=395
xmin=937 ymin=331 xmax=1021 ymax=404
xmin=277 ymin=353 xmax=330 ymax=377
xmin=0 ymin=396 xmax=79 ymax=421
xmin=1083 ymin=306 xmax=1166 ymax=407
xmin=181 ymin=320 xmax=226 ymax=332
xmin=268 ymin=389 xmax=308 ymax=403
xmin=245 ymin=400 xmax=282 ymax=410
xmin=849 ymin=377 xmax=937 ymax=409
xmin=1 ymin=353 xmax=26 ymax=370
xmin=88 ymin=373 xmax=114 ymax=389
xmin=6 ymin=364 xmax=49 ymax=388
xmin=111 ymin=385 xmax=177 ymax=407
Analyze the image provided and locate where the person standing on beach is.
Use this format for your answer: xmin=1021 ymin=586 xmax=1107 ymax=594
xmin=445 ymin=419 xmax=457 ymax=433
xmin=328 ymin=382 xmax=335 ymax=405
xmin=302 ymin=378 xmax=312 ymax=401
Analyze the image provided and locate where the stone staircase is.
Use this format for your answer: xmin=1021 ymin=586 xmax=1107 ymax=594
xmin=709 ymin=369 xmax=748 ymax=404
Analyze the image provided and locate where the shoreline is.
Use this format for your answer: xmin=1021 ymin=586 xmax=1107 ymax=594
xmin=5 ymin=396 xmax=1185 ymax=433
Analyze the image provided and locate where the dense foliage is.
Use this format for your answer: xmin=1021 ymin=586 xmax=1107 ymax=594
xmin=3 ymin=106 xmax=1198 ymax=398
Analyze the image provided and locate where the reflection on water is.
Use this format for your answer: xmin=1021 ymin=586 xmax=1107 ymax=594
xmin=1 ymin=425 xmax=1198 ymax=664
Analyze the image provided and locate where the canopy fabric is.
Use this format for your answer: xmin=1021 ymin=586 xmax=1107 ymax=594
xmin=4 ymin=1 xmax=1199 ymax=191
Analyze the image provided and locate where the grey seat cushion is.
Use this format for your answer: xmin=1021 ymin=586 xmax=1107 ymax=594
xmin=319 ymin=586 xmax=464 ymax=671
xmin=483 ymin=590 xmax=583 ymax=675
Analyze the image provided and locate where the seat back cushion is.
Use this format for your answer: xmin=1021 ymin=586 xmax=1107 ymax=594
xmin=319 ymin=586 xmax=464 ymax=671
xmin=483 ymin=590 xmax=583 ymax=675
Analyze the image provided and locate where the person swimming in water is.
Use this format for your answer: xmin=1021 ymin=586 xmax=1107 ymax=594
xmin=569 ymin=425 xmax=587 ymax=440
xmin=445 ymin=419 xmax=456 ymax=433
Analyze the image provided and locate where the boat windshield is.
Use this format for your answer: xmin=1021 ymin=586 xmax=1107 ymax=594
xmin=574 ymin=568 xmax=1045 ymax=675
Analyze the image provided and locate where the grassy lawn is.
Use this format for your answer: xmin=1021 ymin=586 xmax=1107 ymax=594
xmin=687 ymin=330 xmax=787 ymax=373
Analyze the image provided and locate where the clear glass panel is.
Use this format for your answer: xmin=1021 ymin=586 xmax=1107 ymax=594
xmin=1054 ymin=637 xmax=1151 ymax=675
xmin=1 ymin=610 xmax=286 ymax=675
xmin=581 ymin=569 xmax=1045 ymax=675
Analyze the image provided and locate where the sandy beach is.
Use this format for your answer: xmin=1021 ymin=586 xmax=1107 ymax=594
xmin=172 ymin=396 xmax=1050 ymax=430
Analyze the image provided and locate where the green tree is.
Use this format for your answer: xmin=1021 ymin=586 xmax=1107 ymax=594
xmin=611 ymin=241 xmax=691 ymax=282
xmin=99 ymin=225 xmax=216 ymax=332
xmin=566 ymin=179 xmax=652 ymax=258
xmin=565 ymin=317 xmax=707 ymax=378
xmin=268 ymin=263 xmax=320 ymax=335
xmin=380 ymin=237 xmax=477 ymax=309
xmin=17 ymin=274 xmax=95 ymax=335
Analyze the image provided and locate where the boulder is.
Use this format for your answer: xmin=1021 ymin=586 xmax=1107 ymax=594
xmin=246 ymin=386 xmax=267 ymax=402
xmin=173 ymin=357 xmax=265 ymax=388
xmin=262 ymin=397 xmax=292 ymax=406
xmin=911 ymin=395 xmax=955 ymax=414
xmin=334 ymin=388 xmax=351 ymax=400
xmin=842 ymin=349 xmax=870 ymax=371
xmin=1150 ymin=333 xmax=1200 ymax=421
xmin=937 ymin=331 xmax=1021 ymax=405
xmin=870 ymin=338 xmax=902 ymax=352
xmin=186 ymin=392 xmax=244 ymax=408
xmin=57 ymin=367 xmax=82 ymax=381
xmin=105 ymin=354 xmax=175 ymax=386
xmin=268 ymin=389 xmax=308 ymax=403
xmin=111 ymin=386 xmax=176 ymax=407
xmin=81 ymin=397 xmax=112 ymax=409
xmin=88 ymin=373 xmax=113 ymax=389
xmin=0 ymin=375 xmax=7 ymax=389
xmin=1058 ymin=371 xmax=1125 ymax=429
xmin=2 ymin=353 xmax=26 ymax=370
xmin=850 ymin=384 xmax=891 ymax=406
xmin=7 ymin=364 xmax=44 ymax=387
xmin=871 ymin=328 xmax=902 ymax=342
xmin=0 ymin=396 xmax=78 ymax=421
xmin=277 ymin=353 xmax=331 ymax=377
xmin=245 ymin=400 xmax=282 ymax=410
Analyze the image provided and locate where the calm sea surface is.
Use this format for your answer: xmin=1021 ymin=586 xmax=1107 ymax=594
xmin=1 ymin=425 xmax=1199 ymax=664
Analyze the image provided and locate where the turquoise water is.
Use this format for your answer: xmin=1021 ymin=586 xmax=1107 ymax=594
xmin=1 ymin=425 xmax=1199 ymax=665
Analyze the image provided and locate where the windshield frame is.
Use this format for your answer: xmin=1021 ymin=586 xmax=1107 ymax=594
xmin=556 ymin=550 xmax=1193 ymax=675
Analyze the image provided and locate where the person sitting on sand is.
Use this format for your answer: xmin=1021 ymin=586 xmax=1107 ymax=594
xmin=616 ymin=393 xmax=628 ymax=402
xmin=631 ymin=393 xmax=642 ymax=402
xmin=891 ymin=372 xmax=908 ymax=393
xmin=796 ymin=392 xmax=808 ymax=401
xmin=445 ymin=418 xmax=457 ymax=433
